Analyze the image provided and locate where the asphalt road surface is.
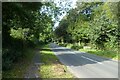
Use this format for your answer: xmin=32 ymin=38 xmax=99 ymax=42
xmin=49 ymin=43 xmax=118 ymax=78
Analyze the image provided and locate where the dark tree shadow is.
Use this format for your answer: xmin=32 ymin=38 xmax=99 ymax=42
xmin=48 ymin=43 xmax=118 ymax=67
xmin=41 ymin=48 xmax=52 ymax=52
xmin=39 ymin=43 xmax=118 ymax=78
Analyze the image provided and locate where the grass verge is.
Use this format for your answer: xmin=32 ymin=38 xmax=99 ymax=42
xmin=62 ymin=43 xmax=119 ymax=60
xmin=2 ymin=48 xmax=35 ymax=78
xmin=39 ymin=44 xmax=74 ymax=78
xmin=79 ymin=48 xmax=118 ymax=60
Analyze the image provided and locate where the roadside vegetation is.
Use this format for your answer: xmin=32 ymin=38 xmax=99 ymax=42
xmin=40 ymin=44 xmax=74 ymax=78
xmin=79 ymin=49 xmax=118 ymax=60
xmin=2 ymin=2 xmax=58 ymax=78
xmin=57 ymin=42 xmax=119 ymax=60
xmin=2 ymin=1 xmax=119 ymax=78
xmin=54 ymin=2 xmax=119 ymax=60
xmin=2 ymin=48 xmax=35 ymax=78
xmin=61 ymin=43 xmax=118 ymax=60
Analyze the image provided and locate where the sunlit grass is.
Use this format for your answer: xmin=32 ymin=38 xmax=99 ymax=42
xmin=64 ymin=43 xmax=118 ymax=60
xmin=66 ymin=44 xmax=73 ymax=48
xmin=2 ymin=48 xmax=35 ymax=78
xmin=40 ymin=44 xmax=74 ymax=78
xmin=79 ymin=48 xmax=118 ymax=60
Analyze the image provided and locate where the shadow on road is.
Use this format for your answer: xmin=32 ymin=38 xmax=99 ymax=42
xmin=41 ymin=43 xmax=118 ymax=78
xmin=41 ymin=48 xmax=52 ymax=52
xmin=49 ymin=43 xmax=117 ymax=67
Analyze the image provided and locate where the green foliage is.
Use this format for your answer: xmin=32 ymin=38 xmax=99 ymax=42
xmin=80 ymin=48 xmax=118 ymax=60
xmin=2 ymin=2 xmax=56 ymax=71
xmin=3 ymin=48 xmax=36 ymax=78
xmin=59 ymin=43 xmax=67 ymax=47
xmin=71 ymin=44 xmax=83 ymax=50
xmin=54 ymin=2 xmax=118 ymax=51
xmin=2 ymin=38 xmax=24 ymax=70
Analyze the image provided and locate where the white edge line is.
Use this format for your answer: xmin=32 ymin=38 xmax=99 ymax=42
xmin=81 ymin=56 xmax=102 ymax=64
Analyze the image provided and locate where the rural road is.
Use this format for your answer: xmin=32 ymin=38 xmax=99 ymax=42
xmin=49 ymin=43 xmax=118 ymax=78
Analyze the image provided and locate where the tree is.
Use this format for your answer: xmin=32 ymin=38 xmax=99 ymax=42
xmin=54 ymin=2 xmax=119 ymax=50
xmin=2 ymin=2 xmax=56 ymax=70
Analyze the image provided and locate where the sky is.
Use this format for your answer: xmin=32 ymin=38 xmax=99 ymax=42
xmin=53 ymin=0 xmax=77 ymax=29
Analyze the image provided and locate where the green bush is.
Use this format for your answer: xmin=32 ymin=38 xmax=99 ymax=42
xmin=2 ymin=38 xmax=34 ymax=71
xmin=2 ymin=49 xmax=13 ymax=70
xmin=71 ymin=44 xmax=83 ymax=50
xmin=2 ymin=47 xmax=23 ymax=70
xmin=3 ymin=57 xmax=13 ymax=70
xmin=59 ymin=43 xmax=67 ymax=47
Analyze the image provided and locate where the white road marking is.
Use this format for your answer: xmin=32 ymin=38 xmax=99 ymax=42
xmin=81 ymin=56 xmax=102 ymax=64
